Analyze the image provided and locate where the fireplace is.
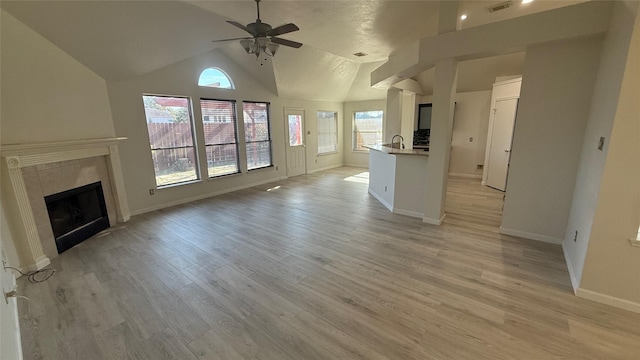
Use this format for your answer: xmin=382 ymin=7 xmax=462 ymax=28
xmin=44 ymin=181 xmax=110 ymax=254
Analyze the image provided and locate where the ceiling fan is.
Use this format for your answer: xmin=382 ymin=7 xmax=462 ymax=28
xmin=212 ymin=0 xmax=303 ymax=63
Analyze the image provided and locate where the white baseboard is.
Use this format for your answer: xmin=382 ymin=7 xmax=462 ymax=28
xmin=131 ymin=176 xmax=289 ymax=216
xmin=448 ymin=173 xmax=482 ymax=179
xmin=499 ymin=227 xmax=563 ymax=244
xmin=344 ymin=163 xmax=368 ymax=168
xmin=423 ymin=213 xmax=446 ymax=225
xmin=393 ymin=208 xmax=423 ymax=219
xmin=307 ymin=163 xmax=344 ymax=174
xmin=576 ymin=288 xmax=640 ymax=313
xmin=368 ymin=188 xmax=393 ymax=212
xmin=561 ymin=242 xmax=580 ymax=292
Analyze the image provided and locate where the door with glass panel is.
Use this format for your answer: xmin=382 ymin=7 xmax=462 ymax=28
xmin=284 ymin=108 xmax=306 ymax=177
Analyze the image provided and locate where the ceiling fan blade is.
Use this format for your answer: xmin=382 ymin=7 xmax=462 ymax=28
xmin=211 ymin=37 xmax=253 ymax=43
xmin=270 ymin=37 xmax=303 ymax=49
xmin=227 ymin=20 xmax=256 ymax=36
xmin=266 ymin=23 xmax=299 ymax=37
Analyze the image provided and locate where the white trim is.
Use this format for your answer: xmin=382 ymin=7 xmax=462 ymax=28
xmin=131 ymin=176 xmax=289 ymax=216
xmin=307 ymin=163 xmax=344 ymax=174
xmin=423 ymin=213 xmax=446 ymax=225
xmin=562 ymin=242 xmax=580 ymax=292
xmin=344 ymin=163 xmax=368 ymax=168
xmin=393 ymin=208 xmax=423 ymax=219
xmin=448 ymin=172 xmax=482 ymax=179
xmin=492 ymin=77 xmax=523 ymax=87
xmin=629 ymin=238 xmax=640 ymax=247
xmin=499 ymin=227 xmax=563 ymax=244
xmin=367 ymin=188 xmax=393 ymax=212
xmin=576 ymin=288 xmax=640 ymax=313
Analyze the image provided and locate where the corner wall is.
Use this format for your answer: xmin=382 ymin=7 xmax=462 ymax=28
xmin=573 ymin=2 xmax=640 ymax=307
xmin=501 ymin=37 xmax=602 ymax=243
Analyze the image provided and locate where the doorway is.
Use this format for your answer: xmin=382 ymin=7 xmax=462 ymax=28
xmin=486 ymin=97 xmax=518 ymax=191
xmin=284 ymin=108 xmax=306 ymax=177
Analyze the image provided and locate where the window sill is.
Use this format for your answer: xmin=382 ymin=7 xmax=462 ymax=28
xmin=208 ymin=171 xmax=242 ymax=180
xmin=317 ymin=151 xmax=339 ymax=156
xmin=352 ymin=149 xmax=370 ymax=153
xmin=248 ymin=165 xmax=275 ymax=172
xmin=157 ymin=179 xmax=202 ymax=190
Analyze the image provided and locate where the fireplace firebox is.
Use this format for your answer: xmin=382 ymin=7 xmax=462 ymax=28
xmin=44 ymin=181 xmax=110 ymax=254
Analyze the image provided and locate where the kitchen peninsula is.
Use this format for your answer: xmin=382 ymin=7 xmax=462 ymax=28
xmin=366 ymin=144 xmax=429 ymax=218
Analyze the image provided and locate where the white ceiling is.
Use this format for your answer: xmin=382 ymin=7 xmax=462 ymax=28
xmin=1 ymin=1 xmax=584 ymax=102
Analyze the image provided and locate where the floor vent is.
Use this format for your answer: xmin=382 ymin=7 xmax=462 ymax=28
xmin=487 ymin=1 xmax=513 ymax=12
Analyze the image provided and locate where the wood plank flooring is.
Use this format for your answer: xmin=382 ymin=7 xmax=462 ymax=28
xmin=18 ymin=167 xmax=640 ymax=359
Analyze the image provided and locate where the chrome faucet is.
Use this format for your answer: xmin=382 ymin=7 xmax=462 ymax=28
xmin=391 ymin=135 xmax=405 ymax=149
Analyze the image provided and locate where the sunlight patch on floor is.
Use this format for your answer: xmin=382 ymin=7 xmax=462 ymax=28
xmin=344 ymin=172 xmax=369 ymax=184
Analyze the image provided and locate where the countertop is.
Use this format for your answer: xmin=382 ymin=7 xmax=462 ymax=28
xmin=364 ymin=144 xmax=429 ymax=156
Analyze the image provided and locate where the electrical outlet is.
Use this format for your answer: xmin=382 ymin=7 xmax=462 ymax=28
xmin=315 ymin=159 xmax=317 ymax=164
xmin=384 ymin=186 xmax=387 ymax=192
xmin=597 ymin=136 xmax=605 ymax=151
xmin=149 ymin=189 xmax=155 ymax=196
xmin=275 ymin=166 xmax=279 ymax=171
xmin=573 ymin=230 xmax=578 ymax=242
xmin=469 ymin=137 xmax=473 ymax=142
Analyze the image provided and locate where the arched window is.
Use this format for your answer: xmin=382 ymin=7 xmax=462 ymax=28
xmin=198 ymin=68 xmax=234 ymax=89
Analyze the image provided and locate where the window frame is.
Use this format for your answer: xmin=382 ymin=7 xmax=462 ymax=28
xmin=199 ymin=98 xmax=241 ymax=178
xmin=242 ymin=101 xmax=273 ymax=171
xmin=317 ymin=110 xmax=339 ymax=155
xmin=197 ymin=67 xmax=235 ymax=89
xmin=352 ymin=110 xmax=384 ymax=152
xmin=142 ymin=94 xmax=200 ymax=188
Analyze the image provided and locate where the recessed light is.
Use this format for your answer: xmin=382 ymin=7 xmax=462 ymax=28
xmin=460 ymin=14 xmax=468 ymax=20
xmin=353 ymin=52 xmax=368 ymax=57
xmin=522 ymin=0 xmax=533 ymax=4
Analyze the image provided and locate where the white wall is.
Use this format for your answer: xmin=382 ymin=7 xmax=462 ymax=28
xmin=501 ymin=37 xmax=602 ymax=243
xmin=0 ymin=10 xmax=115 ymax=144
xmin=108 ymin=49 xmax=344 ymax=215
xmin=567 ymin=2 xmax=640 ymax=305
xmin=343 ymin=99 xmax=387 ymax=168
xmin=0 ymin=205 xmax=22 ymax=360
xmin=449 ymin=90 xmax=491 ymax=177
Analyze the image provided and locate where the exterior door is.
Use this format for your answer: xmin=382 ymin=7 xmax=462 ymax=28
xmin=284 ymin=108 xmax=306 ymax=177
xmin=486 ymin=98 xmax=518 ymax=191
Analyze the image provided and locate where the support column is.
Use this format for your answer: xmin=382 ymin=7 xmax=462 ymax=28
xmin=385 ymin=88 xmax=402 ymax=144
xmin=423 ymin=58 xmax=458 ymax=224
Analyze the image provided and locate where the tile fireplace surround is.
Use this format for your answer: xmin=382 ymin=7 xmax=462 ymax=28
xmin=1 ymin=138 xmax=130 ymax=271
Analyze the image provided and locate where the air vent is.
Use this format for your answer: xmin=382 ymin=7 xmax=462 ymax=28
xmin=487 ymin=1 xmax=512 ymax=12
xmin=353 ymin=52 xmax=368 ymax=57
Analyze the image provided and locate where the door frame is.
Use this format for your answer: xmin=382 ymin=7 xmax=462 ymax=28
xmin=283 ymin=107 xmax=307 ymax=177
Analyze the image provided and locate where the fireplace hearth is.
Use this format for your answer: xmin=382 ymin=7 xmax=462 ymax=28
xmin=45 ymin=181 xmax=110 ymax=254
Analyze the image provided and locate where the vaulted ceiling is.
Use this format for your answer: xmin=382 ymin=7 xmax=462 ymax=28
xmin=1 ymin=1 xmax=584 ymax=102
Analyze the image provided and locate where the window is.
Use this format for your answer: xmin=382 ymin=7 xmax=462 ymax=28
xmin=142 ymin=95 xmax=199 ymax=187
xmin=243 ymin=102 xmax=272 ymax=170
xmin=198 ymin=68 xmax=234 ymax=89
xmin=353 ymin=110 xmax=384 ymax=151
xmin=317 ymin=111 xmax=338 ymax=154
xmin=200 ymin=99 xmax=240 ymax=177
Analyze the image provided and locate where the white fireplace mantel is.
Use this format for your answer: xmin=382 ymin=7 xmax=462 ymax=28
xmin=1 ymin=137 xmax=130 ymax=271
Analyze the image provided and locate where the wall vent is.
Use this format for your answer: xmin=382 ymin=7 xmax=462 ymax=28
xmin=487 ymin=1 xmax=513 ymax=12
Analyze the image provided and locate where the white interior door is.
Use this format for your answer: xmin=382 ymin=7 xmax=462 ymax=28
xmin=486 ymin=98 xmax=518 ymax=191
xmin=285 ymin=108 xmax=306 ymax=177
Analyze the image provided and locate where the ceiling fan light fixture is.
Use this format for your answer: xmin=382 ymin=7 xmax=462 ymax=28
xmin=267 ymin=42 xmax=280 ymax=56
xmin=240 ymin=39 xmax=254 ymax=53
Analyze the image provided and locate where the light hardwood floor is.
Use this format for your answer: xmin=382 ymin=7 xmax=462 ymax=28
xmin=18 ymin=167 xmax=640 ymax=359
